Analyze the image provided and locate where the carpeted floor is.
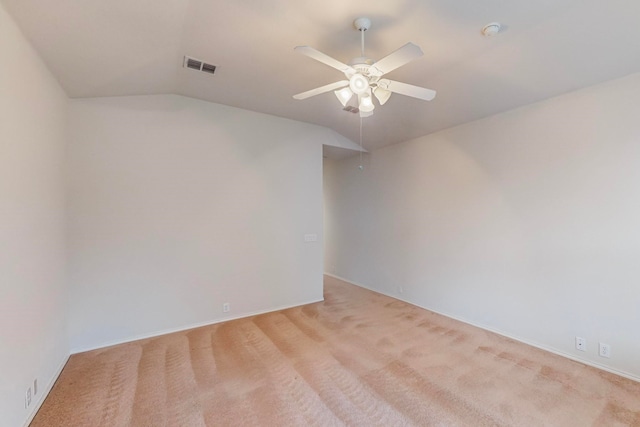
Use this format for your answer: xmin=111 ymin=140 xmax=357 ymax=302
xmin=32 ymin=276 xmax=640 ymax=426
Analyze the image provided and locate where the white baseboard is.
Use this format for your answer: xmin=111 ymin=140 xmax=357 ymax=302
xmin=23 ymin=354 xmax=70 ymax=427
xmin=324 ymin=273 xmax=640 ymax=384
xmin=71 ymin=297 xmax=325 ymax=354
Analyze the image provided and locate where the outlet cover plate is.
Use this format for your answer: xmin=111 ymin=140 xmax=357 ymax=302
xmin=599 ymin=342 xmax=611 ymax=358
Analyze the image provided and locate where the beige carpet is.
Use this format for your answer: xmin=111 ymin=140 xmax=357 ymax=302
xmin=32 ymin=276 xmax=640 ymax=426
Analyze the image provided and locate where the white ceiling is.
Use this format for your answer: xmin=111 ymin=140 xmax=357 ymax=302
xmin=4 ymin=0 xmax=640 ymax=154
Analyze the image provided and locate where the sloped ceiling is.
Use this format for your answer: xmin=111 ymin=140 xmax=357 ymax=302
xmin=3 ymin=0 xmax=640 ymax=153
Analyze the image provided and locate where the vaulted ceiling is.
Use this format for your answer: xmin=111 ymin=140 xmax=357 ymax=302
xmin=3 ymin=0 xmax=639 ymax=153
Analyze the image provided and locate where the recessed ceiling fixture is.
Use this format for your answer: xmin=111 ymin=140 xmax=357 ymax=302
xmin=292 ymin=17 xmax=436 ymax=118
xmin=481 ymin=22 xmax=502 ymax=37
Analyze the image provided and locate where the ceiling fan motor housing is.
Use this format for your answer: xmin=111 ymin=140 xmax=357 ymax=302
xmin=349 ymin=57 xmax=374 ymax=72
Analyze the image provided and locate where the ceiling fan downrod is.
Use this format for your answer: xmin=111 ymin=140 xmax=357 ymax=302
xmin=354 ymin=17 xmax=371 ymax=57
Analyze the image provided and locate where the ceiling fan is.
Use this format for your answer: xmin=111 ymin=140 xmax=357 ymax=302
xmin=293 ymin=17 xmax=436 ymax=118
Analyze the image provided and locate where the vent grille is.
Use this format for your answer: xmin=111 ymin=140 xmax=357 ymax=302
xmin=185 ymin=57 xmax=202 ymax=70
xmin=201 ymin=63 xmax=216 ymax=74
xmin=183 ymin=56 xmax=217 ymax=75
xmin=343 ymin=105 xmax=359 ymax=114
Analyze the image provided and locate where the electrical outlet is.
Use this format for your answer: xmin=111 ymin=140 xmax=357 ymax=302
xmin=25 ymin=387 xmax=32 ymax=408
xmin=576 ymin=336 xmax=586 ymax=351
xmin=223 ymin=302 xmax=230 ymax=313
xmin=599 ymin=342 xmax=611 ymax=358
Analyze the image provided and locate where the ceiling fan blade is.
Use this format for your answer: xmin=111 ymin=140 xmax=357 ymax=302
xmin=294 ymin=46 xmax=356 ymax=74
xmin=369 ymin=43 xmax=423 ymax=76
xmin=293 ymin=80 xmax=349 ymax=100
xmin=381 ymin=79 xmax=436 ymax=101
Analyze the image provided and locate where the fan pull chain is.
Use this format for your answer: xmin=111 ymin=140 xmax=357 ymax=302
xmin=359 ymin=115 xmax=364 ymax=170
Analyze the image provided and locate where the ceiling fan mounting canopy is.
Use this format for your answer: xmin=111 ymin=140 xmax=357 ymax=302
xmin=353 ymin=17 xmax=371 ymax=32
xmin=293 ymin=17 xmax=436 ymax=117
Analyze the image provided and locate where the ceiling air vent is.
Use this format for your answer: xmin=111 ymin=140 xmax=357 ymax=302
xmin=183 ymin=56 xmax=217 ymax=75
xmin=201 ymin=62 xmax=216 ymax=75
xmin=343 ymin=105 xmax=359 ymax=114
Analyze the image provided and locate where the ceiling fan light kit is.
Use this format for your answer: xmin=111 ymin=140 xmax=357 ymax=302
xmin=334 ymin=87 xmax=353 ymax=106
xmin=359 ymin=91 xmax=375 ymax=113
xmin=349 ymin=74 xmax=369 ymax=94
xmin=293 ymin=17 xmax=436 ymax=118
xmin=373 ymin=87 xmax=392 ymax=105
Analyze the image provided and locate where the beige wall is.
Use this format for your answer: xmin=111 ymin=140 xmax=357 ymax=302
xmin=67 ymin=95 xmax=326 ymax=352
xmin=0 ymin=4 xmax=70 ymax=426
xmin=324 ymin=73 xmax=640 ymax=380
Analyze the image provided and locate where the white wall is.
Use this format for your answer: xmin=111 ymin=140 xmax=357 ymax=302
xmin=324 ymin=73 xmax=640 ymax=380
xmin=0 ymin=4 xmax=69 ymax=427
xmin=68 ymin=95 xmax=325 ymax=352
